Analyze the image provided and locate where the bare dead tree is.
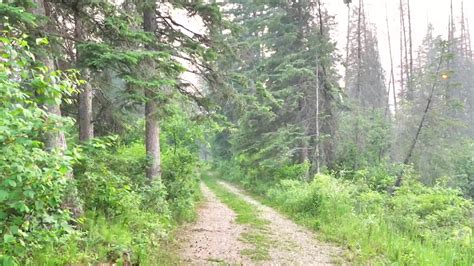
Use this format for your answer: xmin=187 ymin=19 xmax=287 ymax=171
xmin=446 ymin=0 xmax=454 ymax=109
xmin=407 ymin=0 xmax=414 ymax=91
xmin=394 ymin=56 xmax=444 ymax=188
xmin=386 ymin=7 xmax=397 ymax=113
xmin=315 ymin=62 xmax=321 ymax=174
xmin=350 ymin=0 xmax=363 ymax=169
xmin=399 ymin=0 xmax=405 ymax=99
xmin=345 ymin=1 xmax=351 ymax=78
xmin=400 ymin=0 xmax=410 ymax=100
xmin=466 ymin=18 xmax=473 ymax=58
xmin=356 ymin=0 xmax=362 ymax=101
xmin=460 ymin=0 xmax=466 ymax=56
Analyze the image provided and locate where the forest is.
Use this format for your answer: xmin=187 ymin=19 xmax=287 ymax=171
xmin=0 ymin=0 xmax=472 ymax=265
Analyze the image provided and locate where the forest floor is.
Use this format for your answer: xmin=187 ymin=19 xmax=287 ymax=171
xmin=178 ymin=180 xmax=343 ymax=265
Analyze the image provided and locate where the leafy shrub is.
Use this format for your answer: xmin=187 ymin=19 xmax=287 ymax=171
xmin=68 ymin=113 xmax=202 ymax=263
xmin=267 ymin=179 xmax=322 ymax=216
xmin=274 ymin=163 xmax=310 ymax=181
xmin=75 ymin=137 xmax=157 ymax=216
xmin=333 ymin=163 xmax=401 ymax=192
xmin=67 ymin=138 xmax=173 ymax=264
xmin=215 ymin=159 xmax=310 ymax=194
xmin=0 ymin=31 xmax=79 ymax=263
xmin=161 ymin=139 xmax=200 ymax=222
xmin=77 ymin=171 xmax=142 ymax=217
xmin=263 ymin=173 xmax=473 ymax=264
xmin=0 ymin=30 xmax=203 ymax=265
xmin=390 ymin=180 xmax=472 ymax=242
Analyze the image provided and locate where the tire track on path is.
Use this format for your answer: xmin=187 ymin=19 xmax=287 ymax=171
xmin=179 ymin=180 xmax=343 ymax=265
xmin=218 ymin=181 xmax=342 ymax=265
xmin=179 ymin=183 xmax=252 ymax=265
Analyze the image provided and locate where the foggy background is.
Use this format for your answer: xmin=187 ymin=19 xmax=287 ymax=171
xmin=326 ymin=0 xmax=474 ymax=98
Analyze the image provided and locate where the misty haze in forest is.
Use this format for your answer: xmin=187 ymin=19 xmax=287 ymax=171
xmin=0 ymin=0 xmax=472 ymax=265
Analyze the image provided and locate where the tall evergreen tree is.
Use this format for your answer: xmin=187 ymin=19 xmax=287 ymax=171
xmin=214 ymin=1 xmax=341 ymax=179
xmin=336 ymin=0 xmax=390 ymax=170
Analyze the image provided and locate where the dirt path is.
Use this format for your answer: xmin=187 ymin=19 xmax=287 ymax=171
xmin=179 ymin=181 xmax=342 ymax=265
xmin=179 ymin=183 xmax=252 ymax=265
xmin=219 ymin=181 xmax=342 ymax=265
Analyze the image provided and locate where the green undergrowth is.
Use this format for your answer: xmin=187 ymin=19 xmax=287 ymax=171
xmin=214 ymin=162 xmax=473 ymax=265
xmin=266 ymin=177 xmax=472 ymax=265
xmin=20 ymin=136 xmax=203 ymax=265
xmin=29 ymin=212 xmax=181 ymax=265
xmin=1 ymin=128 xmax=202 ymax=265
xmin=201 ymin=173 xmax=271 ymax=261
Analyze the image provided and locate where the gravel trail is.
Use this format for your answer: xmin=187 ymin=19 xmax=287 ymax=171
xmin=179 ymin=181 xmax=342 ymax=265
xmin=179 ymin=183 xmax=252 ymax=265
xmin=219 ymin=181 xmax=342 ymax=265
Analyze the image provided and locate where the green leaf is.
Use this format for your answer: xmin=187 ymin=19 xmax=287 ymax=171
xmin=43 ymin=214 xmax=55 ymax=224
xmin=58 ymin=165 xmax=69 ymax=175
xmin=0 ymin=254 xmax=17 ymax=266
xmin=6 ymin=179 xmax=16 ymax=187
xmin=3 ymin=234 xmax=15 ymax=244
xmin=23 ymin=190 xmax=34 ymax=199
xmin=35 ymin=37 xmax=49 ymax=46
xmin=14 ymin=202 xmax=29 ymax=213
xmin=0 ymin=189 xmax=9 ymax=202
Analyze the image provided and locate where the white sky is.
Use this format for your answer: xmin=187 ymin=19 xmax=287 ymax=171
xmin=326 ymin=0 xmax=474 ymax=88
xmin=162 ymin=1 xmax=474 ymax=101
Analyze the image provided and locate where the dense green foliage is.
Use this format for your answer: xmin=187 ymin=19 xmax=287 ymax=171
xmin=268 ymin=175 xmax=472 ymax=264
xmin=0 ymin=32 xmax=79 ymax=264
xmin=215 ymin=160 xmax=473 ymax=264
xmin=210 ymin=0 xmax=474 ymax=264
xmin=0 ymin=0 xmax=215 ymax=263
xmin=0 ymin=33 xmax=202 ymax=262
xmin=1 ymin=0 xmax=473 ymax=264
xmin=62 ymin=112 xmax=202 ymax=264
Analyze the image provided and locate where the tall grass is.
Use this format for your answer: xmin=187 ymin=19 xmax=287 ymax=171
xmin=261 ymin=175 xmax=472 ymax=264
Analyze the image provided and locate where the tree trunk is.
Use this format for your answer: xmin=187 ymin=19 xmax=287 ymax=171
xmin=314 ymin=62 xmax=321 ymax=174
xmin=45 ymin=105 xmax=68 ymax=152
xmin=344 ymin=2 xmax=351 ymax=86
xmin=394 ymin=57 xmax=443 ymax=188
xmin=78 ymin=81 xmax=93 ymax=141
xmin=399 ymin=0 xmax=405 ymax=98
xmin=145 ymin=89 xmax=161 ymax=180
xmin=386 ymin=8 xmax=398 ymax=113
xmin=30 ymin=1 xmax=68 ymax=152
xmin=143 ymin=1 xmax=161 ymax=181
xmin=407 ymin=0 xmax=413 ymax=87
xmin=30 ymin=0 xmax=82 ymax=217
xmin=400 ymin=0 xmax=410 ymax=100
xmin=75 ymin=8 xmax=94 ymax=142
xmin=316 ymin=0 xmax=336 ymax=169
